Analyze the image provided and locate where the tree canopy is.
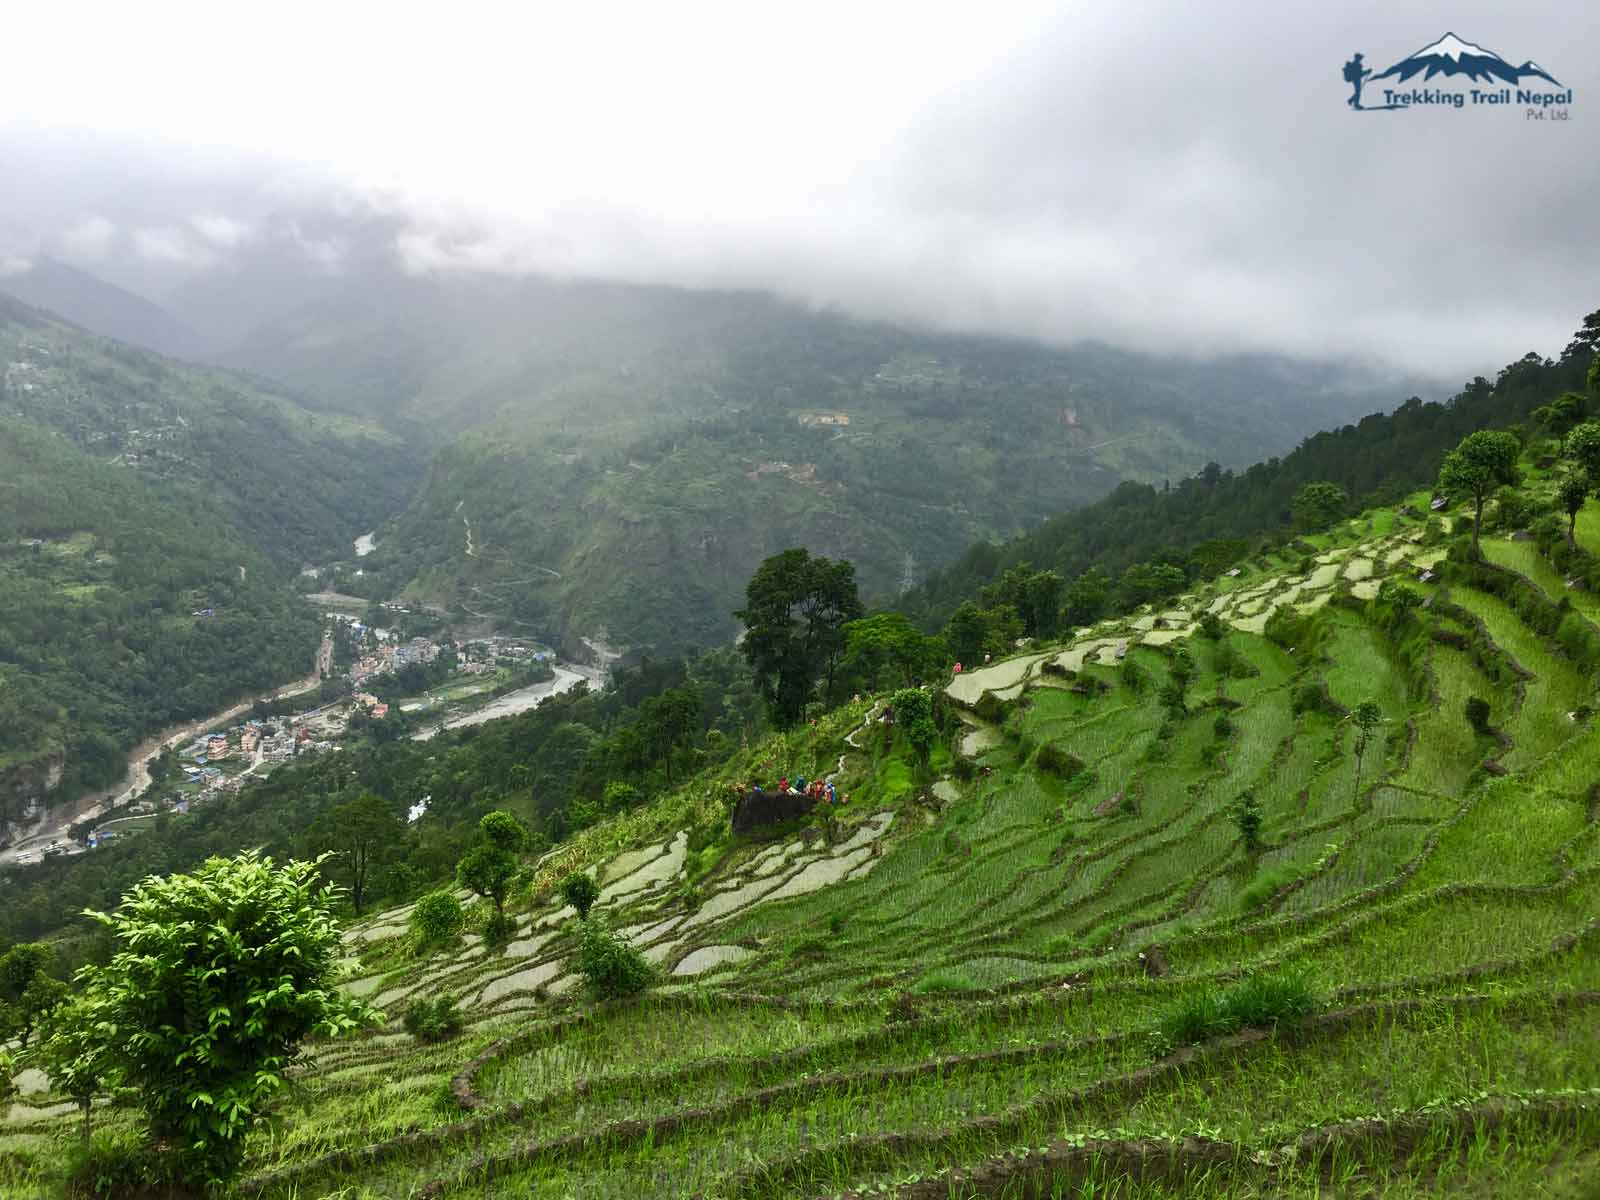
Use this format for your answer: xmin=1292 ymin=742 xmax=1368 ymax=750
xmin=1438 ymin=430 xmax=1520 ymax=556
xmin=736 ymin=549 xmax=863 ymax=726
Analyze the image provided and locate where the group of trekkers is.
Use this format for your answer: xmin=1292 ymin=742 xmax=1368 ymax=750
xmin=748 ymin=773 xmax=841 ymax=805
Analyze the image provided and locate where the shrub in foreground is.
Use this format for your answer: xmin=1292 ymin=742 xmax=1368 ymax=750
xmin=576 ymin=918 xmax=655 ymax=1001
xmin=74 ymin=852 xmax=377 ymax=1185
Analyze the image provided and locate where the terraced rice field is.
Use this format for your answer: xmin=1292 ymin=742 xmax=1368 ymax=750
xmin=3 ymin=508 xmax=1598 ymax=1197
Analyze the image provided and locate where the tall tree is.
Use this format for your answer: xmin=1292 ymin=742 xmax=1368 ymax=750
xmin=1061 ymin=567 xmax=1110 ymax=628
xmin=308 ymin=791 xmax=401 ymax=916
xmin=457 ymin=810 xmax=530 ymax=943
xmin=843 ymin=613 xmax=947 ymax=687
xmin=1565 ymin=422 xmax=1600 ymax=481
xmin=736 ymin=550 xmax=863 ymax=726
xmin=1437 ymin=430 xmax=1520 ymax=558
xmin=1557 ymin=469 xmax=1591 ymax=548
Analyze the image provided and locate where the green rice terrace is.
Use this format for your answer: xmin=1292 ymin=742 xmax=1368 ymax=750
xmin=6 ymin=485 xmax=1600 ymax=1197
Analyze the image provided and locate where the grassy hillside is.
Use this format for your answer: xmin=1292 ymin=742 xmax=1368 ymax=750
xmin=7 ymin=470 xmax=1597 ymax=1195
xmin=0 ymin=293 xmax=422 ymax=567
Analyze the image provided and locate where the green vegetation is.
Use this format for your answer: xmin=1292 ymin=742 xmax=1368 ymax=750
xmin=410 ymin=891 xmax=466 ymax=952
xmin=63 ymin=852 xmax=375 ymax=1185
xmin=558 ymin=871 xmax=600 ymax=919
xmin=403 ymin=995 xmax=465 ymax=1044
xmin=575 ymin=917 xmax=655 ymax=1001
xmin=2 ymin=308 xmax=1599 ymax=1197
xmin=0 ymin=420 xmax=321 ymax=801
xmin=1158 ymin=971 xmax=1317 ymax=1046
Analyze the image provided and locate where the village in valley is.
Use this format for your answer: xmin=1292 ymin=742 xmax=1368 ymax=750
xmin=71 ymin=607 xmax=565 ymax=857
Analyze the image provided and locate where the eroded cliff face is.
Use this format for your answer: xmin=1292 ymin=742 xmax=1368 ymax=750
xmin=0 ymin=751 xmax=64 ymax=841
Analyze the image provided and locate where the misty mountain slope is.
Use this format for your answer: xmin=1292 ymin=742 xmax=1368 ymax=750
xmin=0 ymin=293 xmax=424 ymax=566
xmin=332 ymin=285 xmax=1421 ymax=649
xmin=0 ymin=256 xmax=207 ymax=360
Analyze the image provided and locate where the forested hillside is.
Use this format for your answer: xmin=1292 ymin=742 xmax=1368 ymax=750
xmin=319 ymin=278 xmax=1419 ymax=649
xmin=0 ymin=421 xmax=320 ymax=802
xmin=0 ymin=295 xmax=430 ymax=812
xmin=0 ymin=294 xmax=422 ymax=567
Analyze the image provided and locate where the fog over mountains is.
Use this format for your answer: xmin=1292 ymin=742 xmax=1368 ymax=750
xmin=2 ymin=2 xmax=1596 ymax=378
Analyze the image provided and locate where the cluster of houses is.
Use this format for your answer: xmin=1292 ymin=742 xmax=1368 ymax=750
xmin=346 ymin=628 xmax=443 ymax=685
xmin=457 ymin=637 xmax=548 ymax=675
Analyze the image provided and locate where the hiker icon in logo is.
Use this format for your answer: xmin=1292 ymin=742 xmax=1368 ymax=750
xmin=1343 ymin=53 xmax=1371 ymax=108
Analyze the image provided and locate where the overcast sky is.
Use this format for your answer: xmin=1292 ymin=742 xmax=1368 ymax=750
xmin=1 ymin=0 xmax=1595 ymax=377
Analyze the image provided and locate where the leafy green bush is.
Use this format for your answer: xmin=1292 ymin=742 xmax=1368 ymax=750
xmin=482 ymin=910 xmax=518 ymax=947
xmin=1556 ymin=611 xmax=1600 ymax=671
xmin=410 ymin=888 xmax=466 ymax=946
xmin=63 ymin=1130 xmax=181 ymax=1199
xmin=403 ymin=995 xmax=464 ymax=1043
xmin=1264 ymin=604 xmax=1326 ymax=654
xmin=576 ymin=919 xmax=655 ymax=1001
xmin=71 ymin=852 xmax=377 ymax=1185
xmin=560 ymin=871 xmax=601 ymax=918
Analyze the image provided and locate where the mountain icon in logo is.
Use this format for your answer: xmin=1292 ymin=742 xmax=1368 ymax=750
xmin=1370 ymin=32 xmax=1561 ymax=87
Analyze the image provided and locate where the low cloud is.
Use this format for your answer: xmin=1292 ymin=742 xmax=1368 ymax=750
xmin=132 ymin=226 xmax=218 ymax=268
xmin=190 ymin=214 xmax=253 ymax=248
xmin=55 ymin=215 xmax=117 ymax=264
xmin=0 ymin=1 xmax=1595 ymax=377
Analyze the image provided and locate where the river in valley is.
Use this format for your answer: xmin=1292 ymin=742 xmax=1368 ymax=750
xmin=410 ymin=665 xmax=589 ymax=740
